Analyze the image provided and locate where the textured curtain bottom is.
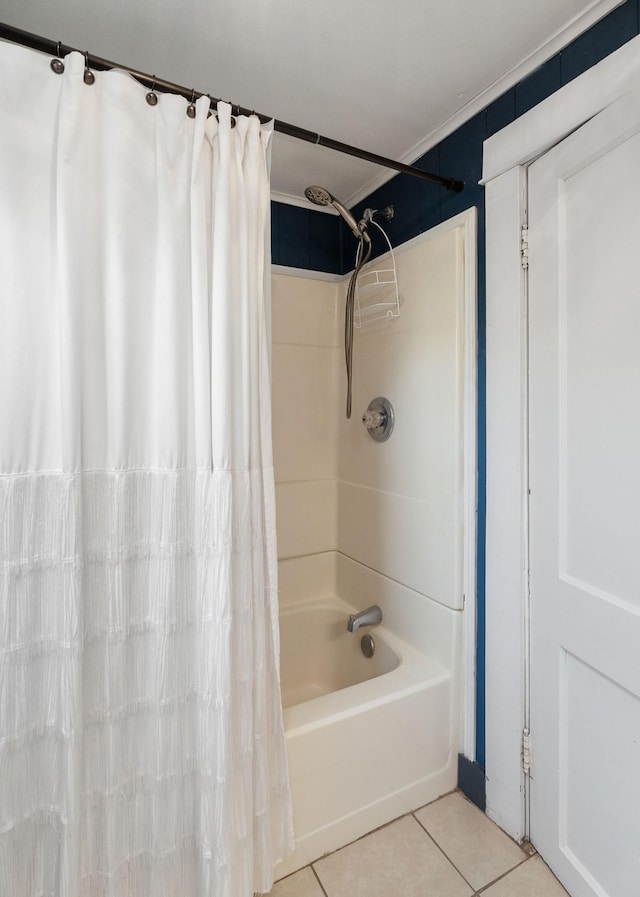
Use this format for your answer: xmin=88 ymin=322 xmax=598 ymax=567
xmin=0 ymin=470 xmax=293 ymax=897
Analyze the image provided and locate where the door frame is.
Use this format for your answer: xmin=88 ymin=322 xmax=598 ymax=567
xmin=482 ymin=33 xmax=640 ymax=842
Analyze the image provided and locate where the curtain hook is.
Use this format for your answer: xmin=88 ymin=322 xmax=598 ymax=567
xmin=83 ymin=51 xmax=95 ymax=85
xmin=50 ymin=40 xmax=65 ymax=75
xmin=146 ymin=76 xmax=158 ymax=106
xmin=186 ymin=89 xmax=197 ymax=119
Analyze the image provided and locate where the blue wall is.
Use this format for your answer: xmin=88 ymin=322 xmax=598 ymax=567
xmin=271 ymin=0 xmax=640 ymax=768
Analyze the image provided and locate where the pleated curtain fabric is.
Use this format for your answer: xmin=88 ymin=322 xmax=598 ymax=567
xmin=0 ymin=43 xmax=293 ymax=897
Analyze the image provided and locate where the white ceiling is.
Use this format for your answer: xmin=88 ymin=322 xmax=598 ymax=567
xmin=1 ymin=0 xmax=622 ymax=207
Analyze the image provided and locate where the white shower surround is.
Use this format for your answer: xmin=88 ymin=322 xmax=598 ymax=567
xmin=272 ymin=209 xmax=477 ymax=743
xmin=271 ymin=209 xmax=477 ymax=869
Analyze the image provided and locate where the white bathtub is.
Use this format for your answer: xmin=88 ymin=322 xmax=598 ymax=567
xmin=280 ymin=601 xmax=400 ymax=708
xmin=275 ymin=553 xmax=461 ymax=879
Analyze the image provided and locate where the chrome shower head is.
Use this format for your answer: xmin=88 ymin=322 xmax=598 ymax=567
xmin=304 ymin=185 xmax=333 ymax=206
xmin=304 ymin=185 xmax=365 ymax=240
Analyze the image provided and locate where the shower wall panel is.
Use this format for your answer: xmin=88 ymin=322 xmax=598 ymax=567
xmin=337 ymin=225 xmax=465 ymax=610
xmin=271 ymin=273 xmax=340 ymax=559
xmin=272 ymin=221 xmax=466 ymax=613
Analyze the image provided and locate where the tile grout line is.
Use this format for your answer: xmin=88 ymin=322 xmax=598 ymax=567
xmin=411 ymin=808 xmax=533 ymax=895
xmin=475 ymin=854 xmax=536 ymax=894
xmin=273 ymin=810 xmax=417 ymax=890
xmin=305 ymin=809 xmax=427 ymax=895
xmin=310 ymin=863 xmax=330 ymax=897
xmin=410 ymin=811 xmax=477 ymax=893
xmin=273 ymin=791 xmax=539 ymax=896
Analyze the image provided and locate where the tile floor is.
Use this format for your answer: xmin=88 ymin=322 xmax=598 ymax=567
xmin=264 ymin=791 xmax=569 ymax=897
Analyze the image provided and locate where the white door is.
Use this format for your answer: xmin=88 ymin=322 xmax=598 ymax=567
xmin=528 ymin=87 xmax=640 ymax=897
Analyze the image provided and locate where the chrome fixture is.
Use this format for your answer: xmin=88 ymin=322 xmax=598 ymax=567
xmin=362 ymin=397 xmax=394 ymax=442
xmin=360 ymin=634 xmax=375 ymax=658
xmin=305 ymin=186 xmax=370 ymax=241
xmin=305 ymin=185 xmax=372 ymax=419
xmin=363 ymin=205 xmax=394 ymax=224
xmin=347 ymin=605 xmax=382 ymax=633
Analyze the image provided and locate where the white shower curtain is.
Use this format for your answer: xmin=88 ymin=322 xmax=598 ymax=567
xmin=0 ymin=43 xmax=292 ymax=897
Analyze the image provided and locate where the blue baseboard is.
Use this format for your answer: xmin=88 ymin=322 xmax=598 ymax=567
xmin=457 ymin=753 xmax=486 ymax=812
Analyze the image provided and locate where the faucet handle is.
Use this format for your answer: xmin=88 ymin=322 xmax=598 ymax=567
xmin=362 ymin=409 xmax=386 ymax=429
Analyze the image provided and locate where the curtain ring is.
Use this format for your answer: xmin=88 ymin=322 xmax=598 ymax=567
xmin=83 ymin=51 xmax=95 ymax=85
xmin=186 ymin=89 xmax=197 ymax=119
xmin=146 ymin=76 xmax=158 ymax=106
xmin=50 ymin=40 xmax=65 ymax=74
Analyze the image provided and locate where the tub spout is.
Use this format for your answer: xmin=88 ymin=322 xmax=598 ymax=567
xmin=347 ymin=605 xmax=382 ymax=633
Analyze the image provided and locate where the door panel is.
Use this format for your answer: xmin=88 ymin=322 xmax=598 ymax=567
xmin=528 ymin=87 xmax=640 ymax=897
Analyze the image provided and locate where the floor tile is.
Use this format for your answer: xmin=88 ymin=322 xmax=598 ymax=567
xmin=313 ymin=814 xmax=473 ymax=897
xmin=414 ymin=792 xmax=528 ymax=891
xmin=261 ymin=865 xmax=326 ymax=897
xmin=481 ymin=855 xmax=569 ymax=896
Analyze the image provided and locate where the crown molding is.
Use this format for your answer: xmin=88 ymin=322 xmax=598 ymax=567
xmin=341 ymin=0 xmax=624 ymax=208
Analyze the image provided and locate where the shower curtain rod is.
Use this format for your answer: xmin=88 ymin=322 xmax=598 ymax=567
xmin=0 ymin=21 xmax=465 ymax=194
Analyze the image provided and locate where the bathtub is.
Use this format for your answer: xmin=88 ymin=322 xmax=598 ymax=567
xmin=279 ymin=602 xmax=400 ymax=708
xmin=275 ymin=553 xmax=461 ymax=879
